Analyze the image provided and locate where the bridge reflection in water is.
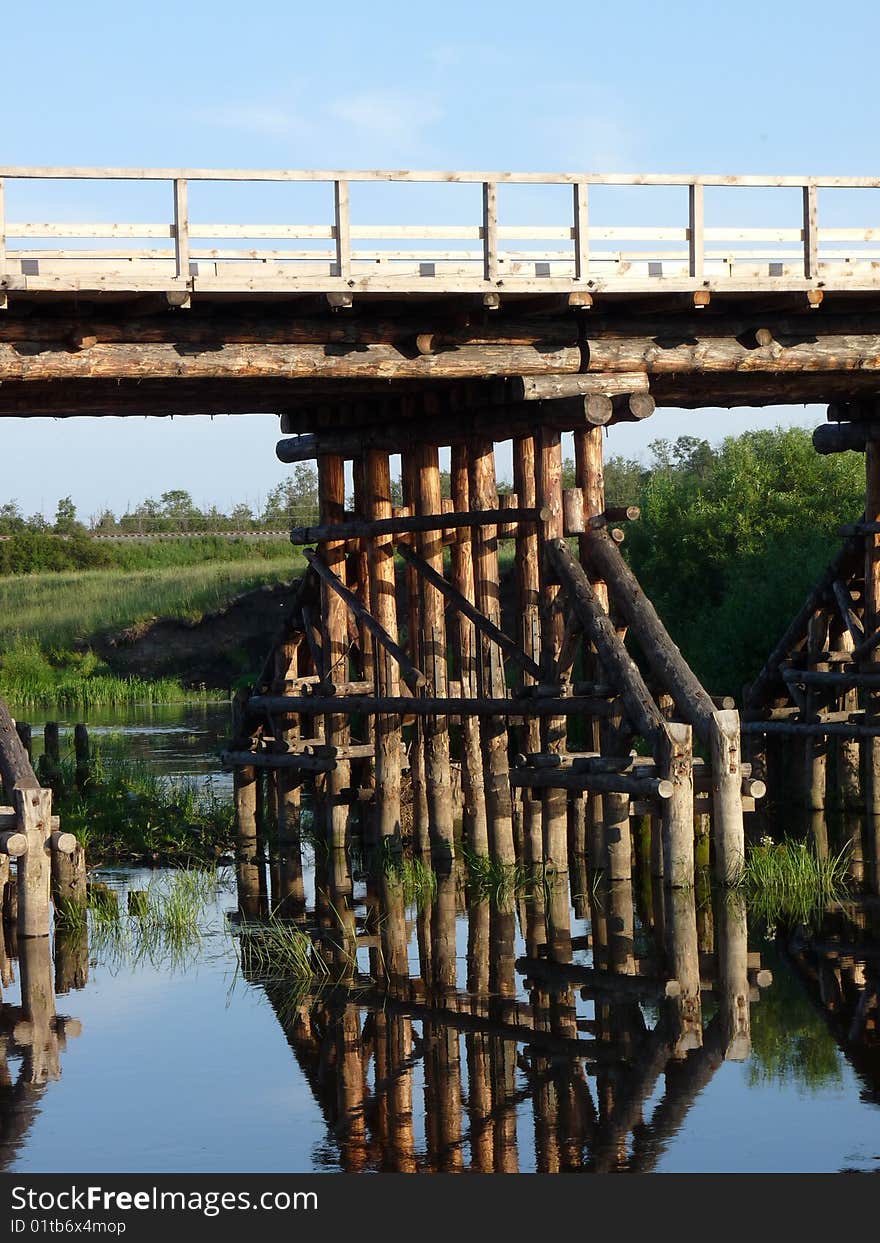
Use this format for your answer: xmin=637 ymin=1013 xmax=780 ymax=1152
xmin=233 ymin=845 xmax=788 ymax=1174
xmin=0 ymin=842 xmax=877 ymax=1172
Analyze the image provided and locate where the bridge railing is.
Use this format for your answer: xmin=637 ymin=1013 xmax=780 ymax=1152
xmin=2 ymin=168 xmax=880 ymax=296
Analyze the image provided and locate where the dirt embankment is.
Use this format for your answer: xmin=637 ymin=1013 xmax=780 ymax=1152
xmin=92 ymin=581 xmax=296 ymax=689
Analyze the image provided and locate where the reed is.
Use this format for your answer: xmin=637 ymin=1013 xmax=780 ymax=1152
xmin=740 ymin=836 xmax=851 ymax=929
xmin=462 ymin=848 xmax=546 ymax=903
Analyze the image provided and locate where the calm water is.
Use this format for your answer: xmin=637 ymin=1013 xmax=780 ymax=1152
xmin=2 ymin=705 xmax=879 ymax=1173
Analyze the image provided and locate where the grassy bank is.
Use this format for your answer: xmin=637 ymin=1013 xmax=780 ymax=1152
xmin=0 ymin=556 xmax=300 ymax=651
xmin=0 ymin=555 xmax=301 ymax=706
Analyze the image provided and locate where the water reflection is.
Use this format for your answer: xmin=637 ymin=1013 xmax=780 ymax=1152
xmin=0 ymin=930 xmax=82 ymax=1170
xmin=0 ymin=829 xmax=877 ymax=1171
xmin=235 ymin=849 xmax=799 ymax=1173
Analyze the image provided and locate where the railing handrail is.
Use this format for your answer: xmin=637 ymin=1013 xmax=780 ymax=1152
xmin=0 ymin=166 xmax=879 ymax=189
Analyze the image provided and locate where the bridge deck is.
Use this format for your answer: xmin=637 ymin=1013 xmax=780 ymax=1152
xmin=3 ymin=167 xmax=880 ymax=300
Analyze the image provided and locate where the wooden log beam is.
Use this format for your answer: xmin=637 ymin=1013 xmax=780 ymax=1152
xmin=0 ymin=697 xmax=39 ymax=794
xmin=583 ymin=323 xmax=880 ymax=374
xmin=397 ymin=541 xmax=542 ymax=681
xmin=813 ymin=423 xmax=880 ymax=455
xmin=511 ymin=372 xmax=651 ymax=401
xmin=288 ymin=506 xmax=549 ymax=542
xmin=303 ymin=548 xmax=425 ymax=694
xmin=248 ymin=693 xmax=613 ymax=718
xmin=583 ymin=529 xmax=719 ymax=742
xmin=510 ymin=768 xmax=674 ymax=798
xmin=221 ymin=750 xmax=334 ymax=772
xmin=543 ymin=538 xmax=666 ymax=744
xmin=0 ymin=338 xmax=582 ymax=382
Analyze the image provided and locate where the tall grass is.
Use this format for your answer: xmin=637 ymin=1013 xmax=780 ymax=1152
xmin=0 ymin=557 xmax=298 ymax=653
xmin=0 ymin=640 xmax=214 ymax=708
xmin=740 ymin=837 xmax=851 ymax=929
xmin=54 ymin=745 xmax=235 ymax=864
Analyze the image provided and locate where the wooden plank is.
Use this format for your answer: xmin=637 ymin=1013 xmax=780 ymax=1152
xmin=0 ymin=178 xmax=5 ymax=309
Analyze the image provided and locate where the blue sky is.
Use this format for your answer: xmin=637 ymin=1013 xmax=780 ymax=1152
xmin=3 ymin=0 xmax=879 ymax=518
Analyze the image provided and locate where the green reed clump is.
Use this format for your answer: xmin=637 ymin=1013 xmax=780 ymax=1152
xmin=740 ymin=836 xmax=851 ymax=929
xmin=51 ymin=745 xmax=235 ymax=865
xmin=380 ymin=849 xmax=437 ymax=909
xmin=232 ymin=915 xmax=330 ymax=982
xmin=69 ymin=868 xmax=228 ymax=971
xmin=462 ymin=849 xmax=546 ymax=903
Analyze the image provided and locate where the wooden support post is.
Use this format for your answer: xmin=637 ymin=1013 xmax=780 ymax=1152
xmin=411 ymin=441 xmax=455 ymax=861
xmin=716 ymin=890 xmax=751 ymax=1060
xmin=450 ymin=444 xmax=488 ymax=856
xmin=660 ymin=722 xmax=694 ymax=888
xmin=51 ymin=836 xmax=87 ymax=912
xmin=513 ymin=434 xmax=543 ymax=866
xmin=666 ymin=884 xmax=703 ymax=1053
xmin=402 ymin=453 xmax=430 ymax=854
xmin=804 ymin=609 xmax=830 ymax=811
xmin=469 ymin=437 xmax=515 ymax=864
xmin=16 ymin=722 xmax=32 ymax=763
xmin=836 ymin=625 xmax=862 ymax=808
xmin=233 ymin=765 xmax=261 ymax=918
xmin=318 ymin=453 xmax=351 ymax=852
xmin=604 ymin=791 xmax=632 ymax=882
xmin=73 ymin=724 xmax=90 ymax=791
xmin=709 ymin=710 xmax=746 ymax=885
xmin=539 ymin=427 xmax=568 ymax=871
xmin=865 ymin=440 xmax=880 ymax=817
xmin=40 ymin=722 xmax=60 ymax=783
xmin=575 ymin=425 xmax=608 ymax=874
xmin=15 ymin=786 xmax=52 ymax=938
xmin=363 ymin=449 xmax=403 ymax=847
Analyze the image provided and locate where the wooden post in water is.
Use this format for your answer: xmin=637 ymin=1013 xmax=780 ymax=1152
xmin=450 ymin=443 xmax=489 ymax=856
xmin=40 ymin=722 xmax=60 ymax=784
xmin=716 ymin=889 xmax=751 ymax=1060
xmin=363 ymin=448 xmax=403 ymax=848
xmin=666 ymin=885 xmax=703 ymax=1054
xmin=538 ymin=426 xmax=568 ymax=871
xmin=413 ymin=441 xmax=455 ymax=863
xmin=318 ymin=453 xmax=351 ymax=853
xmin=468 ymin=437 xmax=515 ymax=864
xmin=575 ymin=426 xmax=608 ymax=872
xmin=73 ymin=724 xmax=91 ymax=790
xmin=660 ymin=722 xmax=694 ymax=888
xmin=233 ymin=765 xmax=261 ymax=918
xmin=401 ymin=452 xmax=430 ymax=854
xmin=804 ymin=609 xmax=830 ymax=811
xmin=513 ymin=433 xmax=544 ymax=865
xmin=865 ymin=440 xmax=880 ymax=817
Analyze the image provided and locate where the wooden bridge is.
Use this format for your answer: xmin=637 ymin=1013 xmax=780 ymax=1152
xmin=5 ymin=165 xmax=880 ymax=908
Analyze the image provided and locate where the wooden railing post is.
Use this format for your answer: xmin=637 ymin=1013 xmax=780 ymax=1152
xmin=688 ymin=182 xmax=704 ymax=282
xmin=0 ymin=177 xmax=7 ymax=310
xmin=482 ymin=181 xmax=498 ymax=285
xmin=573 ymin=182 xmax=589 ymax=281
xmin=803 ymin=182 xmax=818 ymax=280
xmin=334 ymin=180 xmax=351 ymax=282
xmin=173 ymin=177 xmax=190 ymax=281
